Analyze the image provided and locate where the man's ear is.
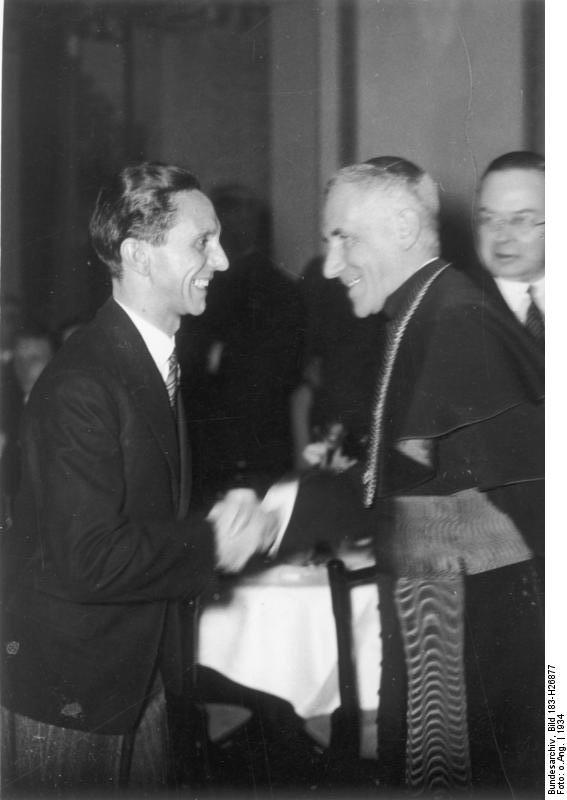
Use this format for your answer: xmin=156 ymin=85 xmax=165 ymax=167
xmin=396 ymin=207 xmax=421 ymax=251
xmin=120 ymin=238 xmax=151 ymax=277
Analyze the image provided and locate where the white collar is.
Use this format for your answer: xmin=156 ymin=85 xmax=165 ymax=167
xmin=494 ymin=275 xmax=545 ymax=322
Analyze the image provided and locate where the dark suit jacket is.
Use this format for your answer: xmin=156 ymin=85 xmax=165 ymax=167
xmin=468 ymin=259 xmax=544 ymax=340
xmin=1 ymin=299 xmax=217 ymax=733
xmin=281 ymin=260 xmax=545 ymax=562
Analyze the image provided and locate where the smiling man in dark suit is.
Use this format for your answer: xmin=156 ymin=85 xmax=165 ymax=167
xmin=1 ymin=163 xmax=276 ymax=792
xmin=474 ymin=150 xmax=545 ymax=346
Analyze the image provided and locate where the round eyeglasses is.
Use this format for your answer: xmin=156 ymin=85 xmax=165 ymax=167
xmin=477 ymin=212 xmax=545 ymax=238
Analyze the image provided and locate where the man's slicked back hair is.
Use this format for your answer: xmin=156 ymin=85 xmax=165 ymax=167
xmin=481 ymin=151 xmax=545 ymax=181
xmin=89 ymin=162 xmax=201 ymax=279
xmin=326 ymin=156 xmax=441 ymax=255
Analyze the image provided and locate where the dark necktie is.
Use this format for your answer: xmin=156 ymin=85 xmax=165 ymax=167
xmin=525 ymin=286 xmax=545 ymax=342
xmin=166 ymin=350 xmax=180 ymax=409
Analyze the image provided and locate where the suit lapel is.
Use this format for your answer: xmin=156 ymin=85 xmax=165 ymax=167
xmin=474 ymin=268 xmax=545 ymax=377
xmin=475 ymin=267 xmax=519 ymax=322
xmin=96 ymin=300 xmax=181 ymax=504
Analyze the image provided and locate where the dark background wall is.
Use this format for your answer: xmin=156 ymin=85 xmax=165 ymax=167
xmin=2 ymin=1 xmax=272 ymax=330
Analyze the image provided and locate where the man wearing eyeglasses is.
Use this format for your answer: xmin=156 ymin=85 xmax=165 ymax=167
xmin=475 ymin=151 xmax=545 ymax=345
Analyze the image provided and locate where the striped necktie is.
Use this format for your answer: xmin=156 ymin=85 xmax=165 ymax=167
xmin=525 ymin=285 xmax=544 ymax=342
xmin=166 ymin=350 xmax=180 ymax=408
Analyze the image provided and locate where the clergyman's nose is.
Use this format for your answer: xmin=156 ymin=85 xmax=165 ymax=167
xmin=323 ymin=242 xmax=344 ymax=279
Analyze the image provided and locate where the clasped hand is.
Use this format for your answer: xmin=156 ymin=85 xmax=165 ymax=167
xmin=208 ymin=488 xmax=279 ymax=573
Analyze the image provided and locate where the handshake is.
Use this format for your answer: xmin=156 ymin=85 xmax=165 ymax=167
xmin=208 ymin=488 xmax=281 ymax=573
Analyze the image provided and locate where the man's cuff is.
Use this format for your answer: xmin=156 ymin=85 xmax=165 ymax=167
xmin=261 ymin=480 xmax=299 ymax=556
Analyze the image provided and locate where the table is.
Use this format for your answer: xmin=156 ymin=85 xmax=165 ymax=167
xmin=197 ymin=548 xmax=381 ymax=751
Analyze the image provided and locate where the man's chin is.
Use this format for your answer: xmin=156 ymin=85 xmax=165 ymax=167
xmin=186 ymin=297 xmax=207 ymax=316
xmin=350 ymin=297 xmax=375 ymax=319
xmin=348 ymin=292 xmax=365 ymax=318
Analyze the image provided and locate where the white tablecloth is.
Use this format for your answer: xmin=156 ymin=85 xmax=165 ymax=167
xmin=198 ymin=554 xmax=381 ymax=720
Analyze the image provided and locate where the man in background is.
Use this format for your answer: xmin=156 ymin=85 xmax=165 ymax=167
xmin=0 ymin=325 xmax=55 ymax=527
xmin=1 ymin=162 xmax=276 ymax=793
xmin=474 ymin=150 xmax=544 ymax=345
xmin=278 ymin=157 xmax=544 ymax=795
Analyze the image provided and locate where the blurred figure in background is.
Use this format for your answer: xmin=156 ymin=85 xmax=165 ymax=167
xmin=180 ymin=184 xmax=304 ymax=501
xmin=473 ymin=151 xmax=544 ymax=348
xmin=1 ymin=324 xmax=55 ymax=528
xmin=12 ymin=326 xmax=55 ymax=405
xmin=0 ymin=297 xmax=24 ymax=492
xmin=0 ymin=297 xmax=25 ymax=485
xmin=0 ymin=296 xmax=24 ymax=367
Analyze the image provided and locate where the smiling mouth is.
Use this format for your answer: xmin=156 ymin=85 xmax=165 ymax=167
xmin=192 ymin=278 xmax=210 ymax=289
xmin=346 ymin=277 xmax=361 ymax=288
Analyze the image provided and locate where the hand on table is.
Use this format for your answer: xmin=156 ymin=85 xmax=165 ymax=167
xmin=208 ymin=488 xmax=280 ymax=573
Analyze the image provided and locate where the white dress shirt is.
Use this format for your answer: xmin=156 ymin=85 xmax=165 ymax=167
xmin=494 ymin=275 xmax=545 ymax=324
xmin=114 ymin=299 xmax=176 ymax=384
